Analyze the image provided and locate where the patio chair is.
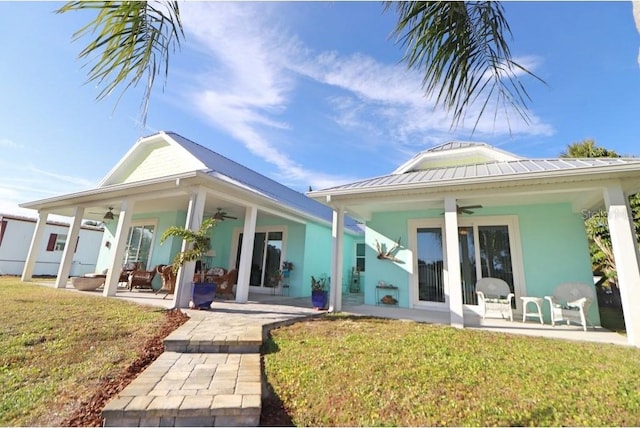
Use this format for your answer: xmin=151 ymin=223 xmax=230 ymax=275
xmin=128 ymin=266 xmax=157 ymax=291
xmin=155 ymin=264 xmax=176 ymax=299
xmin=544 ymin=282 xmax=595 ymax=331
xmin=215 ymin=269 xmax=238 ymax=299
xmin=476 ymin=277 xmax=514 ymax=321
xmin=119 ymin=262 xmax=141 ymax=284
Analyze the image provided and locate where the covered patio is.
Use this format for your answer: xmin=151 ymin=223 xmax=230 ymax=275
xmin=48 ymin=280 xmax=629 ymax=347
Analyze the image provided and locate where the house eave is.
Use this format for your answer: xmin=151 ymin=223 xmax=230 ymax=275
xmin=309 ymin=163 xmax=640 ymax=202
xmin=20 ymin=171 xmax=200 ymax=211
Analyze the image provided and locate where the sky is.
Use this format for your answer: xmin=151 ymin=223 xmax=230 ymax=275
xmin=1 ymin=1 xmax=639 ymax=221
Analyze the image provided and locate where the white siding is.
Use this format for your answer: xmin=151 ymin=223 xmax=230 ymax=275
xmin=0 ymin=217 xmax=103 ymax=276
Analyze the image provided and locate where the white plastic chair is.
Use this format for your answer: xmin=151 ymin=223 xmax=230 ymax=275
xmin=476 ymin=277 xmax=514 ymax=321
xmin=544 ymin=282 xmax=595 ymax=331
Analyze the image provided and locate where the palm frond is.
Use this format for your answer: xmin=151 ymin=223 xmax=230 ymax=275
xmin=56 ymin=1 xmax=184 ymax=127
xmin=386 ymin=1 xmax=545 ymax=133
xmin=160 ymin=217 xmax=217 ymax=273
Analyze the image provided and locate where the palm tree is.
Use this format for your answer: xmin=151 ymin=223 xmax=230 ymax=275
xmin=386 ymin=1 xmax=543 ymax=131
xmin=56 ymin=1 xmax=183 ymax=127
xmin=57 ymin=1 xmax=541 ymax=130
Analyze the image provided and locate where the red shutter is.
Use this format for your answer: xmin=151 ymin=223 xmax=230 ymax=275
xmin=74 ymin=236 xmax=79 ymax=253
xmin=46 ymin=233 xmax=57 ymax=251
xmin=0 ymin=220 xmax=7 ymax=247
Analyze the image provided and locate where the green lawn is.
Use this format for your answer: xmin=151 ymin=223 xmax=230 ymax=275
xmin=2 ymin=275 xmax=637 ymax=427
xmin=0 ymin=277 xmax=168 ymax=426
xmin=264 ymin=315 xmax=640 ymax=427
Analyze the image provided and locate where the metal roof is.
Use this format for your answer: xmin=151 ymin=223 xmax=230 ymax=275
xmin=165 ymin=132 xmax=361 ymax=232
xmin=426 ymin=141 xmax=491 ymax=152
xmin=315 ymin=157 xmax=639 ymax=193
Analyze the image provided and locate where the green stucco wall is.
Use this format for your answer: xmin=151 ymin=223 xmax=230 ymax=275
xmin=364 ymin=203 xmax=599 ymax=324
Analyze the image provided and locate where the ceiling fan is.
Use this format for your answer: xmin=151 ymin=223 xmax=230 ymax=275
xmin=212 ymin=208 xmax=237 ymax=221
xmin=89 ymin=207 xmax=118 ymax=222
xmin=456 ymin=204 xmax=483 ymax=215
xmin=441 ymin=205 xmax=483 ymax=215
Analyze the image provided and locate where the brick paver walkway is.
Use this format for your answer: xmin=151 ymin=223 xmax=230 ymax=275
xmin=102 ymin=300 xmax=324 ymax=427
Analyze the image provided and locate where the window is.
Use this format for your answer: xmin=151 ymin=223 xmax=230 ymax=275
xmin=0 ymin=220 xmax=7 ymax=247
xmin=46 ymin=233 xmax=67 ymax=251
xmin=356 ymin=242 xmax=366 ymax=272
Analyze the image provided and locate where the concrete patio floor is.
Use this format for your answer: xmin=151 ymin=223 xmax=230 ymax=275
xmin=55 ymin=282 xmax=630 ymax=347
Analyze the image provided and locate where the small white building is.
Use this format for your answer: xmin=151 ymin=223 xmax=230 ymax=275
xmin=0 ymin=214 xmax=103 ymax=276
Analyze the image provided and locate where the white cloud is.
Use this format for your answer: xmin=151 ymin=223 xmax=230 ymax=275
xmin=0 ymin=138 xmax=22 ymax=149
xmin=176 ymin=2 xmax=554 ymax=190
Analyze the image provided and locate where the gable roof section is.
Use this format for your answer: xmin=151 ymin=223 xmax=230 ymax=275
xmin=164 ymin=132 xmax=362 ymax=231
xmin=392 ymin=141 xmax=523 ymax=174
xmin=99 ymin=133 xmax=206 ymax=187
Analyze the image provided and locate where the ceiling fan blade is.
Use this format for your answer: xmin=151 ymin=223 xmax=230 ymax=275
xmin=224 ymin=215 xmax=238 ymax=220
xmin=461 ymin=205 xmax=483 ymax=210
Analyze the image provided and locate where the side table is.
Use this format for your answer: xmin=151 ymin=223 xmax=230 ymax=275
xmin=520 ymin=296 xmax=544 ymax=324
xmin=376 ymin=285 xmax=399 ymax=306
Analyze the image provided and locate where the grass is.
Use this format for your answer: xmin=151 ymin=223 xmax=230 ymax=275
xmin=0 ymin=277 xmax=167 ymax=426
xmin=263 ymin=314 xmax=640 ymax=427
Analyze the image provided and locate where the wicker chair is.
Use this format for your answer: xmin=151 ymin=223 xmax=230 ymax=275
xmin=215 ymin=269 xmax=238 ymax=299
xmin=119 ymin=262 xmax=141 ymax=284
xmin=155 ymin=264 xmax=176 ymax=299
xmin=544 ymin=282 xmax=595 ymax=331
xmin=476 ymin=277 xmax=514 ymax=321
xmin=127 ymin=266 xmax=157 ymax=291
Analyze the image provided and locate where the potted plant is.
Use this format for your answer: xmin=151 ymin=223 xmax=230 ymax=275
xmin=281 ymin=261 xmax=294 ymax=278
xmin=311 ymin=275 xmax=328 ymax=310
xmin=160 ymin=217 xmax=217 ymax=309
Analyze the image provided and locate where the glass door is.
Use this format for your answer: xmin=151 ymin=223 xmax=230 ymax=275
xmin=236 ymin=230 xmax=283 ymax=291
xmin=458 ymin=224 xmax=515 ymax=305
xmin=412 ymin=219 xmax=519 ymax=308
xmin=123 ymin=224 xmax=155 ymax=269
xmin=416 ymin=227 xmax=445 ymax=303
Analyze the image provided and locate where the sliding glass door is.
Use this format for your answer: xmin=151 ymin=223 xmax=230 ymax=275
xmin=416 ymin=227 xmax=445 ymax=303
xmin=236 ymin=229 xmax=284 ymax=291
xmin=123 ymin=223 xmax=156 ymax=269
xmin=412 ymin=218 xmax=519 ymax=307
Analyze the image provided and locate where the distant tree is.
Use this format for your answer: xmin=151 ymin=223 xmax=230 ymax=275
xmin=561 ymin=140 xmax=639 ymax=305
xmin=57 ymin=1 xmax=541 ymax=130
xmin=560 ymin=139 xmax=620 ymax=158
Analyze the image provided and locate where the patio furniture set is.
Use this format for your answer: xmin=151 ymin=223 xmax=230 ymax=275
xmin=476 ymin=277 xmax=597 ymax=331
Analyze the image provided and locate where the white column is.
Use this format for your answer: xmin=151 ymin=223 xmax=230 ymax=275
xmin=104 ymin=200 xmax=135 ymax=297
xmin=329 ymin=207 xmax=345 ymax=312
xmin=604 ymin=183 xmax=640 ymax=347
xmin=172 ymin=187 xmax=207 ymax=308
xmin=444 ymin=196 xmax=464 ymax=328
xmin=21 ymin=210 xmax=50 ymax=282
xmin=55 ymin=206 xmax=85 ymax=288
xmin=236 ymin=205 xmax=257 ymax=304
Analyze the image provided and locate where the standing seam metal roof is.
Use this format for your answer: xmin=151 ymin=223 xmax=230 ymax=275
xmin=163 ymin=132 xmax=361 ymax=231
xmin=316 ymin=158 xmax=636 ymax=192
